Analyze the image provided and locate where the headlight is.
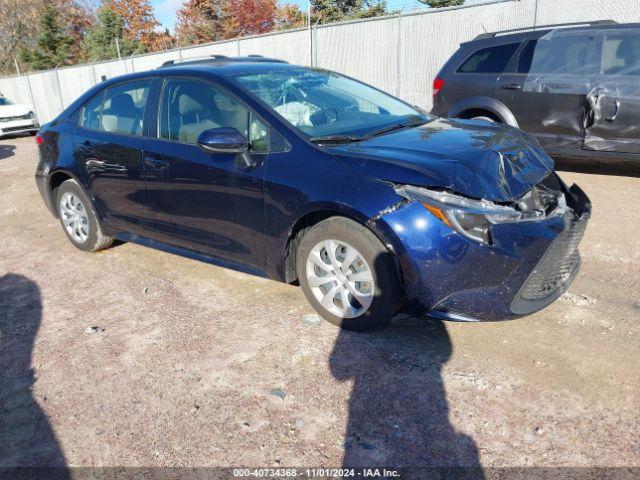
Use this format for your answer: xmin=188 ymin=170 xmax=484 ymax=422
xmin=395 ymin=185 xmax=533 ymax=244
xmin=28 ymin=111 xmax=36 ymax=119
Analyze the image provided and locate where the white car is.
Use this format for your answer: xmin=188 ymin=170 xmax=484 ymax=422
xmin=0 ymin=95 xmax=39 ymax=137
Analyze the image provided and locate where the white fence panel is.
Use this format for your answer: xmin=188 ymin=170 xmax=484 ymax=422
xmin=315 ymin=18 xmax=399 ymax=95
xmin=57 ymin=64 xmax=97 ymax=110
xmin=239 ymin=29 xmax=310 ymax=66
xmin=179 ymin=40 xmax=240 ymax=59
xmin=93 ymin=61 xmax=129 ymax=83
xmin=0 ymin=76 xmax=30 ymax=107
xmin=132 ymin=50 xmax=179 ymax=71
xmin=534 ymin=0 xmax=640 ymax=25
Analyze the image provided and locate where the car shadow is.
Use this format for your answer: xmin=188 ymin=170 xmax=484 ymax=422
xmin=329 ymin=318 xmax=484 ymax=474
xmin=555 ymin=157 xmax=640 ymax=178
xmin=0 ymin=144 xmax=16 ymax=161
xmin=0 ymin=274 xmax=69 ymax=477
xmin=327 ymin=250 xmax=483 ymax=475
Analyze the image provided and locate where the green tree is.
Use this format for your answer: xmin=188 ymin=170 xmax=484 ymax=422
xmin=84 ymin=7 xmax=140 ymax=61
xmin=420 ymin=0 xmax=464 ymax=8
xmin=20 ymin=3 xmax=74 ymax=70
xmin=311 ymin=0 xmax=387 ymax=24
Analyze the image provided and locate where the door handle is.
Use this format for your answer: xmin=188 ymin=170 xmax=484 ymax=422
xmin=85 ymin=159 xmax=105 ymax=172
xmin=144 ymin=156 xmax=169 ymax=169
xmin=501 ymin=83 xmax=522 ymax=91
xmin=86 ymin=159 xmax=128 ymax=173
xmin=605 ymin=99 xmax=620 ymax=122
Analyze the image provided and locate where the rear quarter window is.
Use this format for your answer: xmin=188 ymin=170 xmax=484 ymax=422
xmin=456 ymin=43 xmax=520 ymax=74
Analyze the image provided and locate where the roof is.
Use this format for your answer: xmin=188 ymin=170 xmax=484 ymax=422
xmin=465 ymin=20 xmax=640 ymax=46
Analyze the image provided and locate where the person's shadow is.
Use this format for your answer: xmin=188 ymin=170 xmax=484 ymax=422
xmin=329 ymin=261 xmax=484 ymax=477
xmin=0 ymin=274 xmax=69 ymax=476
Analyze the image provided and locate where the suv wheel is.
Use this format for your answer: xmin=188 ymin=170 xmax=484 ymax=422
xmin=296 ymin=217 xmax=401 ymax=331
xmin=56 ymin=179 xmax=114 ymax=252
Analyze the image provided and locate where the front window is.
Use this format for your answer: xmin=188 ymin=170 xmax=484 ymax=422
xmin=233 ymin=69 xmax=424 ymax=139
xmin=159 ymin=78 xmax=269 ymax=153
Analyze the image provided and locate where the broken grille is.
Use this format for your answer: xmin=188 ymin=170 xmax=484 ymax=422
xmin=519 ymin=214 xmax=588 ymax=301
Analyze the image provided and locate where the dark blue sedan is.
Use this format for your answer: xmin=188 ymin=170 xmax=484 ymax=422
xmin=35 ymin=56 xmax=591 ymax=330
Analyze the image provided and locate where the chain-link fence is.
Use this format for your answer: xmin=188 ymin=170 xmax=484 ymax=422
xmin=1 ymin=0 xmax=638 ymax=123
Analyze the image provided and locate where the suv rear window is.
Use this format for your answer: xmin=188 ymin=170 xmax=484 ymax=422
xmin=602 ymin=34 xmax=640 ymax=76
xmin=517 ymin=35 xmax=592 ymax=75
xmin=456 ymin=43 xmax=520 ymax=74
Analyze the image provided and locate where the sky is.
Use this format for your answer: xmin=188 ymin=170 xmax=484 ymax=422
xmin=150 ymin=0 xmax=489 ymax=33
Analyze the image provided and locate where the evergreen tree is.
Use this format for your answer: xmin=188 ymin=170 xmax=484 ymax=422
xmin=311 ymin=0 xmax=388 ymax=24
xmin=84 ymin=7 xmax=140 ymax=61
xmin=420 ymin=0 xmax=464 ymax=8
xmin=20 ymin=3 xmax=74 ymax=70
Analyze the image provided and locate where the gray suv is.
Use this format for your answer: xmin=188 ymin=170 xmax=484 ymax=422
xmin=432 ymin=21 xmax=640 ymax=163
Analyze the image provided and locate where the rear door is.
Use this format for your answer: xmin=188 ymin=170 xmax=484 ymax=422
xmin=496 ymin=31 xmax=597 ymax=149
xmin=72 ymin=79 xmax=155 ymax=236
xmin=447 ymin=41 xmax=521 ymax=114
xmin=583 ymin=31 xmax=640 ymax=154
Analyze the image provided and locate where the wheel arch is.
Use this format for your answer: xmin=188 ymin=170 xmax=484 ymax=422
xmin=448 ymin=96 xmax=519 ymax=127
xmin=47 ymin=169 xmax=78 ymax=217
xmin=282 ymin=205 xmax=405 ymax=288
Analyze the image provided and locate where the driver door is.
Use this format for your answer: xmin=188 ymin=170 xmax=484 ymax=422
xmin=143 ymin=77 xmax=270 ymax=268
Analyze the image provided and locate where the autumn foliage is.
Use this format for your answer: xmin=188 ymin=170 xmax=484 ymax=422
xmin=7 ymin=0 xmax=390 ymax=73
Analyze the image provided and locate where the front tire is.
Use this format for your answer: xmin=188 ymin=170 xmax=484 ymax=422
xmin=296 ymin=217 xmax=401 ymax=331
xmin=56 ymin=179 xmax=114 ymax=252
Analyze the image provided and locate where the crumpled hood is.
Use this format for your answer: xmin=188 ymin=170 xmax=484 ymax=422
xmin=0 ymin=104 xmax=32 ymax=119
xmin=332 ymin=117 xmax=554 ymax=202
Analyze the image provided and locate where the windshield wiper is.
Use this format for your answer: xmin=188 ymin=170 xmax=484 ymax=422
xmin=364 ymin=115 xmax=428 ymax=139
xmin=309 ymin=134 xmax=364 ymax=145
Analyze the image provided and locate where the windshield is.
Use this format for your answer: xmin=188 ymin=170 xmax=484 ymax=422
xmin=0 ymin=97 xmax=12 ymax=106
xmin=233 ymin=69 xmax=425 ymax=138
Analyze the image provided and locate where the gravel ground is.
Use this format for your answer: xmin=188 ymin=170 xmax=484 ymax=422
xmin=0 ymin=135 xmax=639 ymax=470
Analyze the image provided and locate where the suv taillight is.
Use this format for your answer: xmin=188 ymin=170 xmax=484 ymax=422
xmin=433 ymin=77 xmax=445 ymax=98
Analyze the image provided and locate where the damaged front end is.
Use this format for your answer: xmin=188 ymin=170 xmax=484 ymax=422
xmin=371 ymin=173 xmax=591 ymax=321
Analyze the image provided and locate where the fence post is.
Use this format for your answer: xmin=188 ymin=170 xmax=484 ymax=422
xmin=533 ymin=0 xmax=539 ymax=28
xmin=396 ymin=12 xmax=402 ymax=97
xmin=55 ymin=69 xmax=64 ymax=111
xmin=237 ymin=38 xmax=241 ymax=56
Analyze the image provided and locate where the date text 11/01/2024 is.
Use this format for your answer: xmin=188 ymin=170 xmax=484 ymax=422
xmin=232 ymin=468 xmax=401 ymax=477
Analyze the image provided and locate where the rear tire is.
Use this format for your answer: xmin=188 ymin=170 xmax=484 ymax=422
xmin=296 ymin=217 xmax=401 ymax=331
xmin=56 ymin=179 xmax=114 ymax=252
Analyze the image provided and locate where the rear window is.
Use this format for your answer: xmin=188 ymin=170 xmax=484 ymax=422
xmin=602 ymin=34 xmax=640 ymax=76
xmin=457 ymin=43 xmax=520 ymax=74
xmin=78 ymin=79 xmax=152 ymax=136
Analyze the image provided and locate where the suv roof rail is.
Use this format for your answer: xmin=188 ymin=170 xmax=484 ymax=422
xmin=159 ymin=55 xmax=287 ymax=68
xmin=473 ymin=20 xmax=618 ymax=40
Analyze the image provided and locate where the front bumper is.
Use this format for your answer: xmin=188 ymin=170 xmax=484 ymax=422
xmin=0 ymin=118 xmax=39 ymax=136
xmin=375 ymin=183 xmax=591 ymax=322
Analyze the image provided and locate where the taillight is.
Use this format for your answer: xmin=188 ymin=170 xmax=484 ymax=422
xmin=35 ymin=133 xmax=44 ymax=145
xmin=433 ymin=77 xmax=445 ymax=98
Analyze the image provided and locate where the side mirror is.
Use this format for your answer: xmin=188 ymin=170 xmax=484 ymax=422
xmin=197 ymin=127 xmax=249 ymax=154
